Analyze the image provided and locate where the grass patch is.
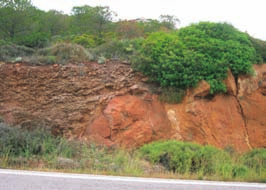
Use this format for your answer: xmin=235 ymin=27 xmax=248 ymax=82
xmin=0 ymin=123 xmax=265 ymax=182
xmin=0 ymin=123 xmax=145 ymax=176
xmin=139 ymin=140 xmax=266 ymax=182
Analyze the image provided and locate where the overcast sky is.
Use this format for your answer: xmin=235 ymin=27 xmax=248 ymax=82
xmin=31 ymin=0 xmax=266 ymax=40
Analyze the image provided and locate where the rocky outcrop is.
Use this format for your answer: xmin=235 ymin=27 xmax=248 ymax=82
xmin=86 ymin=94 xmax=173 ymax=147
xmin=0 ymin=62 xmax=265 ymax=151
xmin=0 ymin=62 xmax=174 ymax=147
xmin=237 ymin=64 xmax=266 ymax=149
xmin=165 ymin=66 xmax=266 ymax=152
xmin=0 ymin=62 xmax=145 ymax=137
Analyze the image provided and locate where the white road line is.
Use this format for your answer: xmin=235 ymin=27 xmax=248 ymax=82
xmin=0 ymin=169 xmax=265 ymax=188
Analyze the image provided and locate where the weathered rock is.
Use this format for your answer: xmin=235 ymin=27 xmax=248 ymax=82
xmin=0 ymin=62 xmax=146 ymax=140
xmin=86 ymin=95 xmax=174 ymax=147
xmin=189 ymin=80 xmax=210 ymax=98
xmin=0 ymin=62 xmax=265 ymax=151
xmin=165 ymin=95 xmax=250 ymax=152
xmin=237 ymin=64 xmax=266 ymax=149
xmin=224 ymin=69 xmax=237 ymax=96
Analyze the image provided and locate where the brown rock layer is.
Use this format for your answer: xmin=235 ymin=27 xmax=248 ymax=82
xmin=237 ymin=64 xmax=266 ymax=149
xmin=0 ymin=62 xmax=265 ymax=151
xmin=86 ymin=95 xmax=173 ymax=147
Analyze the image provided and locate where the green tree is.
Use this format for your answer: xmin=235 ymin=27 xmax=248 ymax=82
xmin=0 ymin=0 xmax=50 ymax=47
xmin=0 ymin=0 xmax=34 ymax=39
xmin=71 ymin=5 xmax=117 ymax=44
xmin=0 ymin=0 xmax=33 ymax=10
xmin=42 ymin=10 xmax=70 ymax=36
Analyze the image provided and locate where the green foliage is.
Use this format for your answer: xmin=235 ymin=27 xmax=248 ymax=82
xmin=0 ymin=0 xmax=33 ymax=10
xmin=15 ymin=32 xmax=50 ymax=48
xmin=0 ymin=122 xmax=144 ymax=175
xmin=0 ymin=123 xmax=76 ymax=158
xmin=232 ymin=165 xmax=248 ymax=178
xmin=139 ymin=140 xmax=265 ymax=181
xmin=133 ymin=22 xmax=259 ymax=94
xmin=139 ymin=140 xmax=231 ymax=175
xmin=240 ymin=149 xmax=266 ymax=174
xmin=0 ymin=122 xmax=264 ymax=182
xmin=71 ymin=5 xmax=117 ymax=42
xmin=249 ymin=36 xmax=266 ymax=63
xmin=72 ymin=34 xmax=97 ymax=48
xmin=0 ymin=3 xmax=50 ymax=48
xmin=192 ymin=145 xmax=231 ymax=175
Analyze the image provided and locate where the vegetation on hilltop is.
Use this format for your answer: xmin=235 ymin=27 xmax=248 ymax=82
xmin=1 ymin=0 xmax=265 ymax=95
xmin=132 ymin=22 xmax=260 ymax=94
xmin=0 ymin=0 xmax=177 ymax=48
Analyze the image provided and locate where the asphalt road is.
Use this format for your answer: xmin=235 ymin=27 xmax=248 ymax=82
xmin=0 ymin=169 xmax=265 ymax=190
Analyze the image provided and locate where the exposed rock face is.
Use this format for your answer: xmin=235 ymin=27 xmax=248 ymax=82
xmin=86 ymin=94 xmax=173 ymax=147
xmin=165 ymin=66 xmax=266 ymax=152
xmin=0 ymin=62 xmax=265 ymax=151
xmin=165 ymin=95 xmax=250 ymax=152
xmin=237 ymin=65 xmax=266 ymax=149
xmin=0 ymin=62 xmax=145 ymax=138
xmin=0 ymin=62 xmax=174 ymax=147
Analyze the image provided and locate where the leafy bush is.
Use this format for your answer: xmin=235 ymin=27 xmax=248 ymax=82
xmin=240 ymin=149 xmax=266 ymax=174
xmin=232 ymin=165 xmax=248 ymax=178
xmin=140 ymin=141 xmax=200 ymax=173
xmin=0 ymin=122 xmax=145 ymax=175
xmin=0 ymin=123 xmax=76 ymax=158
xmin=14 ymin=32 xmax=50 ymax=48
xmin=133 ymin=22 xmax=259 ymax=94
xmin=71 ymin=34 xmax=97 ymax=48
xmin=139 ymin=140 xmax=231 ymax=175
xmin=192 ymin=145 xmax=231 ymax=175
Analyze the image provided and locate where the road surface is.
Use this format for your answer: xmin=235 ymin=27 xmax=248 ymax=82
xmin=0 ymin=169 xmax=265 ymax=190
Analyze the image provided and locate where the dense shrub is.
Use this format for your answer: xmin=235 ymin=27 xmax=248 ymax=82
xmin=0 ymin=123 xmax=76 ymax=158
xmin=241 ymin=149 xmax=266 ymax=174
xmin=71 ymin=34 xmax=97 ymax=48
xmin=139 ymin=141 xmax=232 ymax=175
xmin=133 ymin=22 xmax=259 ymax=94
xmin=14 ymin=32 xmax=50 ymax=48
xmin=192 ymin=145 xmax=231 ymax=175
